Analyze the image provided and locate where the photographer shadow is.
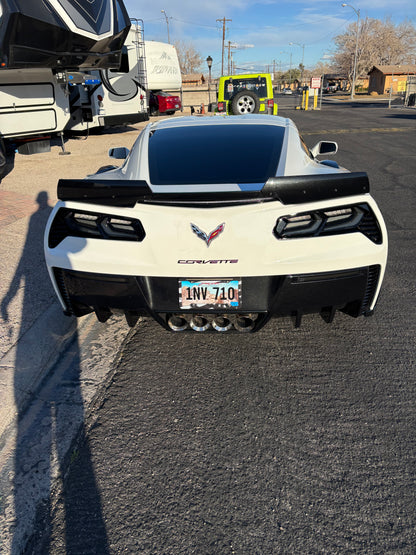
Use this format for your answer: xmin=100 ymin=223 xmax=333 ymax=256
xmin=1 ymin=191 xmax=109 ymax=553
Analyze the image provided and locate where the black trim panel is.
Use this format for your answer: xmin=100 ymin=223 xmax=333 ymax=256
xmin=264 ymin=172 xmax=369 ymax=203
xmin=57 ymin=172 xmax=370 ymax=208
xmin=54 ymin=266 xmax=381 ymax=329
xmin=102 ymin=112 xmax=149 ymax=127
xmin=58 ymin=179 xmax=151 ymax=206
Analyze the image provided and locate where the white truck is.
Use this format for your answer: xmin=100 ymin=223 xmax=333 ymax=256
xmin=0 ymin=0 xmax=139 ymax=180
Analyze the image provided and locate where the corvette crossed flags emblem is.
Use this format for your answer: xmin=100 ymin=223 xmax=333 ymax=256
xmin=190 ymin=222 xmax=225 ymax=246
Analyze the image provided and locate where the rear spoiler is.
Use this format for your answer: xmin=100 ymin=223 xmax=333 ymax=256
xmin=57 ymin=172 xmax=370 ymax=208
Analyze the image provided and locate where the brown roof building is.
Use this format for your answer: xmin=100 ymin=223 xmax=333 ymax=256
xmin=368 ymin=65 xmax=416 ymax=94
xmin=182 ymin=73 xmax=206 ymax=87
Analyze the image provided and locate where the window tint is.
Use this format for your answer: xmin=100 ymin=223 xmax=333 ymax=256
xmin=223 ymin=77 xmax=268 ymax=100
xmin=148 ymin=124 xmax=285 ymax=185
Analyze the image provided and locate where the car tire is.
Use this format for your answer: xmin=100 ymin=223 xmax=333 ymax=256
xmin=230 ymin=91 xmax=260 ymax=114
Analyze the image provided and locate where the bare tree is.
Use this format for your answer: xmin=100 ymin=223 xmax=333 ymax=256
xmin=332 ymin=18 xmax=416 ymax=85
xmin=309 ymin=61 xmax=337 ymax=78
xmin=174 ymin=40 xmax=203 ymax=74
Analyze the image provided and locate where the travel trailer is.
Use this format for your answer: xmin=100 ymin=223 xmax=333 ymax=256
xmin=144 ymin=40 xmax=182 ymax=116
xmin=0 ymin=0 xmax=132 ymax=179
xmin=66 ymin=36 xmax=182 ymax=131
xmin=66 ymin=22 xmax=149 ymax=133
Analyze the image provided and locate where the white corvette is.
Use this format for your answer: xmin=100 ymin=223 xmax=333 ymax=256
xmin=45 ymin=115 xmax=388 ymax=332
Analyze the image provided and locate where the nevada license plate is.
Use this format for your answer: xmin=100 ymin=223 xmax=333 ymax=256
xmin=179 ymin=279 xmax=241 ymax=310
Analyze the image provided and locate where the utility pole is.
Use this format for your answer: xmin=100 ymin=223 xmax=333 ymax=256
xmin=217 ymin=17 xmax=232 ymax=76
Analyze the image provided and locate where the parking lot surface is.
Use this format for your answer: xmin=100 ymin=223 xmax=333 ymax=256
xmin=23 ymin=104 xmax=416 ymax=554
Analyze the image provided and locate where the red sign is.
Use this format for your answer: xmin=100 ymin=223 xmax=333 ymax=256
xmin=310 ymin=77 xmax=321 ymax=89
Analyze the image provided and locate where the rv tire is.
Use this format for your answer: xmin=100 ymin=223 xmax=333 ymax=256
xmin=0 ymin=139 xmax=15 ymax=181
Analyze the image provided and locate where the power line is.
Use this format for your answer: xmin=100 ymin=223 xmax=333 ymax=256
xmin=171 ymin=17 xmax=219 ymax=29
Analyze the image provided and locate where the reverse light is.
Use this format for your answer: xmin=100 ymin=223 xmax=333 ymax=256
xmin=274 ymin=204 xmax=382 ymax=244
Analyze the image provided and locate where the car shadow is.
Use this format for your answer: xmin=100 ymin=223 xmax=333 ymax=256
xmin=1 ymin=191 xmax=109 ymax=553
xmin=384 ymin=112 xmax=416 ymax=120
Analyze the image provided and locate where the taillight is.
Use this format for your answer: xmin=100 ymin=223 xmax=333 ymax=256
xmin=48 ymin=208 xmax=146 ymax=248
xmin=217 ymin=102 xmax=224 ymax=112
xmin=274 ymin=204 xmax=382 ymax=244
xmin=267 ymin=99 xmax=274 ymax=107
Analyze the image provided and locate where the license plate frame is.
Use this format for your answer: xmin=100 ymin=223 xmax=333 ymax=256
xmin=179 ymin=279 xmax=241 ymax=310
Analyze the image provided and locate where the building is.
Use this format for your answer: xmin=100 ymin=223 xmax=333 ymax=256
xmin=182 ymin=73 xmax=206 ymax=87
xmin=368 ymin=65 xmax=416 ymax=95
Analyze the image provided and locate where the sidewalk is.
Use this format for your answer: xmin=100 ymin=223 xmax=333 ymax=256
xmin=0 ymin=122 xmax=149 ymax=552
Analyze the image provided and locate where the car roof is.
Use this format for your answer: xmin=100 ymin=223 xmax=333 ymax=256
xmin=147 ymin=114 xmax=296 ymax=132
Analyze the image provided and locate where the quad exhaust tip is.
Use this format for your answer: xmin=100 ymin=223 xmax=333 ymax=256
xmin=234 ymin=316 xmax=256 ymax=333
xmin=212 ymin=316 xmax=233 ymax=332
xmin=189 ymin=315 xmax=211 ymax=332
xmin=167 ymin=315 xmax=189 ymax=332
xmin=167 ymin=314 xmax=258 ymax=333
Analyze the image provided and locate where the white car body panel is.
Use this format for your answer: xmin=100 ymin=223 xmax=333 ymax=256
xmin=45 ymin=114 xmax=388 ymax=331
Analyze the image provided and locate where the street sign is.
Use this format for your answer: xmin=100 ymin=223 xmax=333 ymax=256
xmin=310 ymin=77 xmax=321 ymax=89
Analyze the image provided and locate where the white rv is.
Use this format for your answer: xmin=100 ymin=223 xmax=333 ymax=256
xmin=66 ymin=33 xmax=182 ymax=131
xmin=66 ymin=23 xmax=149 ymax=133
xmin=144 ymin=40 xmax=182 ymax=116
xmin=144 ymin=40 xmax=182 ymax=92
xmin=0 ymin=0 xmax=132 ymax=179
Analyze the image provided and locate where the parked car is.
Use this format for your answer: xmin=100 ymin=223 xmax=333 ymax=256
xmin=324 ymin=83 xmax=338 ymax=93
xmin=283 ymin=88 xmax=293 ymax=94
xmin=216 ymin=73 xmax=277 ymax=115
xmin=149 ymin=91 xmax=181 ymax=116
xmin=45 ymin=114 xmax=387 ymax=333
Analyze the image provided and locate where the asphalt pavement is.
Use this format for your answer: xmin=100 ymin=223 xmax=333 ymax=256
xmin=23 ymin=103 xmax=416 ymax=553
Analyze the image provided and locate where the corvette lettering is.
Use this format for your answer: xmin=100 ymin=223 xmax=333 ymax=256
xmin=178 ymin=259 xmax=238 ymax=264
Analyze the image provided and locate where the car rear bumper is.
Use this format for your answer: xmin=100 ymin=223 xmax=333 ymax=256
xmin=52 ymin=265 xmax=381 ymax=332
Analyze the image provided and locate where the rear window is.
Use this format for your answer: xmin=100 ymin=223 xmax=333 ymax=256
xmin=222 ymin=77 xmax=268 ymax=100
xmin=148 ymin=124 xmax=284 ymax=185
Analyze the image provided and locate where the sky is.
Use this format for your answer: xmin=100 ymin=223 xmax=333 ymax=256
xmin=123 ymin=0 xmax=416 ymax=76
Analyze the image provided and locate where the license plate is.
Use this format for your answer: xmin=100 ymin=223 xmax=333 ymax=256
xmin=179 ymin=279 xmax=241 ymax=310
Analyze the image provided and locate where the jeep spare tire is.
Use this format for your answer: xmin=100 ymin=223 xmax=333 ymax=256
xmin=230 ymin=91 xmax=260 ymax=114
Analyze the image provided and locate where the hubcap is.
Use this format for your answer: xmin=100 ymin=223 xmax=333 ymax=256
xmin=237 ymin=96 xmax=256 ymax=114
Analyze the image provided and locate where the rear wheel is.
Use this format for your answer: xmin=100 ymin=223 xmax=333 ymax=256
xmin=230 ymin=91 xmax=260 ymax=114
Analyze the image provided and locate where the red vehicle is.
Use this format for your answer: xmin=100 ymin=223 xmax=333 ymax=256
xmin=149 ymin=91 xmax=181 ymax=116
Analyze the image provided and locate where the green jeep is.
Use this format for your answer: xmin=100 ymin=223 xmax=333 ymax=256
xmin=216 ymin=73 xmax=277 ymax=115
